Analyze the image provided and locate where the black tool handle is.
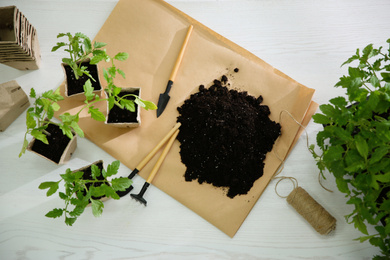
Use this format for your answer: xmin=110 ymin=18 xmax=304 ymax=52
xmin=137 ymin=182 xmax=150 ymax=197
xmin=164 ymin=80 xmax=173 ymax=95
xmin=128 ymin=168 xmax=139 ymax=179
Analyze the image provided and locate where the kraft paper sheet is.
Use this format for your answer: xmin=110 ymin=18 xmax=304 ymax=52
xmin=55 ymin=0 xmax=317 ymax=237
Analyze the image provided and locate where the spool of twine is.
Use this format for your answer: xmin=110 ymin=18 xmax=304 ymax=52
xmin=275 ymin=177 xmax=336 ymax=235
xmin=287 ymin=186 xmax=336 ymax=235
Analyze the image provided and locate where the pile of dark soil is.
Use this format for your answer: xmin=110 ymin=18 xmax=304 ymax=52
xmin=176 ymin=72 xmax=281 ymax=198
xmin=31 ymin=124 xmax=73 ymax=164
xmin=106 ymin=89 xmax=139 ymax=123
xmin=64 ymin=62 xmax=101 ymax=96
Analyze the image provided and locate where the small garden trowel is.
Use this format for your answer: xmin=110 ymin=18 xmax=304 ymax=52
xmin=157 ymin=25 xmax=193 ymax=117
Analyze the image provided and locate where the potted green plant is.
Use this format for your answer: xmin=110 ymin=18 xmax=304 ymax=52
xmin=39 ymin=160 xmax=132 ymax=226
xmin=51 ymin=32 xmax=107 ymax=100
xmin=19 ymin=80 xmax=106 ymax=164
xmin=310 ymin=39 xmax=390 ymax=259
xmin=101 ymin=52 xmax=157 ymax=127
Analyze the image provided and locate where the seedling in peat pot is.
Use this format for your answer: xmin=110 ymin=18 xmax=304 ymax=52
xmin=39 ymin=160 xmax=132 ymax=226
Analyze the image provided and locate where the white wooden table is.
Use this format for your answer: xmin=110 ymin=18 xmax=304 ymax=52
xmin=0 ymin=0 xmax=388 ymax=259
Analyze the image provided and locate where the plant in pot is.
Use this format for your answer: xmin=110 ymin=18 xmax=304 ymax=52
xmin=51 ymin=32 xmax=107 ymax=100
xmin=19 ymin=80 xmax=106 ymax=164
xmin=101 ymin=52 xmax=157 ymax=127
xmin=39 ymin=160 xmax=132 ymax=226
xmin=310 ymin=39 xmax=390 ymax=258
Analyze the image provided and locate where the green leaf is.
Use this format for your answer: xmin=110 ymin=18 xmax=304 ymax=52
xmin=354 ymin=234 xmax=377 ymax=243
xmin=93 ymin=41 xmax=107 ymax=49
xmin=103 ymin=68 xmax=109 ymax=82
xmin=344 ymin=149 xmax=365 ymax=172
xmin=83 ymin=37 xmax=92 ymax=54
xmin=91 ymin=164 xmax=101 ymax=179
xmin=45 ymin=208 xmax=63 ymax=218
xmin=141 ymin=100 xmax=157 ymax=111
xmin=90 ymin=186 xmax=106 ymax=198
xmin=370 ymin=75 xmax=380 ymax=88
xmin=335 ymin=177 xmax=350 ymax=194
xmin=319 ymin=104 xmax=337 ymax=118
xmin=70 ymin=121 xmax=84 ymax=138
xmin=90 ymin=199 xmax=104 ymax=217
xmin=102 ymin=184 xmax=119 ymax=200
xmin=108 ymin=96 xmax=115 ymax=111
xmin=111 ymin=177 xmax=132 ymax=191
xmin=58 ymin=192 xmax=67 ymax=200
xmin=369 ymin=147 xmax=389 ymax=165
xmin=329 ymin=96 xmax=348 ymax=107
xmin=30 ymin=88 xmax=36 ymax=98
xmin=88 ymin=107 xmax=106 ymax=122
xmin=83 ymin=79 xmax=94 ymax=101
xmin=117 ymin=68 xmax=126 ymax=79
xmin=39 ymin=181 xmax=60 ymax=197
xmin=375 ymin=172 xmax=390 ymax=183
xmin=323 ymin=145 xmax=344 ymax=162
xmin=333 ymin=126 xmax=352 ymax=142
xmin=341 ymin=54 xmax=359 ymax=67
xmin=353 ymin=214 xmax=369 ymax=235
xmin=51 ymin=102 xmax=60 ymax=112
xmin=114 ymin=52 xmax=128 ymax=61
xmin=69 ymin=206 xmax=84 ymax=217
xmin=51 ymin=42 xmax=66 ymax=52
xmin=65 ymin=216 xmax=77 ymax=226
xmin=26 ymin=112 xmax=36 ymax=129
xmin=61 ymin=169 xmax=76 ymax=183
xmin=106 ymin=160 xmax=120 ymax=177
xmin=379 ymin=199 xmax=390 ymax=211
xmin=90 ymin=55 xmax=105 ymax=65
xmin=120 ymin=99 xmax=135 ymax=112
xmin=31 ymin=130 xmax=48 ymax=144
xmin=59 ymin=124 xmax=74 ymax=140
xmin=19 ymin=139 xmax=28 ymax=158
xmin=381 ymin=72 xmax=390 ymax=83
xmin=355 ymin=135 xmax=369 ymax=160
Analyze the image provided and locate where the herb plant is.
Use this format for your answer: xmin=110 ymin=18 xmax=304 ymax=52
xmin=102 ymin=52 xmax=157 ymax=112
xmin=19 ymin=88 xmax=65 ymax=157
xmin=39 ymin=160 xmax=132 ymax=226
xmin=51 ymin=32 xmax=108 ymax=80
xmin=310 ymin=39 xmax=390 ymax=258
xmin=19 ymin=81 xmax=106 ymax=158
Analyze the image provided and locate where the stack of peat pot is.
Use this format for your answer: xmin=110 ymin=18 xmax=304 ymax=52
xmin=0 ymin=6 xmax=41 ymax=70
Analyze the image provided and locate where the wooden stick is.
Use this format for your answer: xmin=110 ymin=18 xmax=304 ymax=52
xmin=146 ymin=129 xmax=179 ymax=184
xmin=169 ymin=25 xmax=193 ymax=81
xmin=135 ymin=122 xmax=181 ymax=171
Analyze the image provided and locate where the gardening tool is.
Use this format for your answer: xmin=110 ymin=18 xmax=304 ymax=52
xmin=131 ymin=127 xmax=180 ymax=206
xmin=117 ymin=122 xmax=181 ymax=198
xmin=157 ymin=25 xmax=193 ymax=118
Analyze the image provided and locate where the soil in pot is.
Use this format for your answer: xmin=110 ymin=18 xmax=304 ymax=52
xmin=177 ymin=71 xmax=281 ymax=198
xmin=30 ymin=124 xmax=73 ymax=164
xmin=106 ymin=89 xmax=139 ymax=124
xmin=64 ymin=62 xmax=101 ymax=96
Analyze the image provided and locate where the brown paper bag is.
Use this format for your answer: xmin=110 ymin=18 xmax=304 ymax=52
xmin=0 ymin=80 xmax=30 ymax=131
xmin=55 ymin=0 xmax=317 ymax=237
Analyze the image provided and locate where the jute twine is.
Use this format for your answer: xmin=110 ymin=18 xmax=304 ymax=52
xmin=272 ymin=110 xmax=336 ymax=235
xmin=274 ymin=177 xmax=336 ymax=235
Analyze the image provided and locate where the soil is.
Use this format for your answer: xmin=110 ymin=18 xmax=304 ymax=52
xmin=176 ymin=72 xmax=281 ymax=198
xmin=30 ymin=124 xmax=73 ymax=164
xmin=64 ymin=62 xmax=101 ymax=96
xmin=106 ymin=89 xmax=139 ymax=123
